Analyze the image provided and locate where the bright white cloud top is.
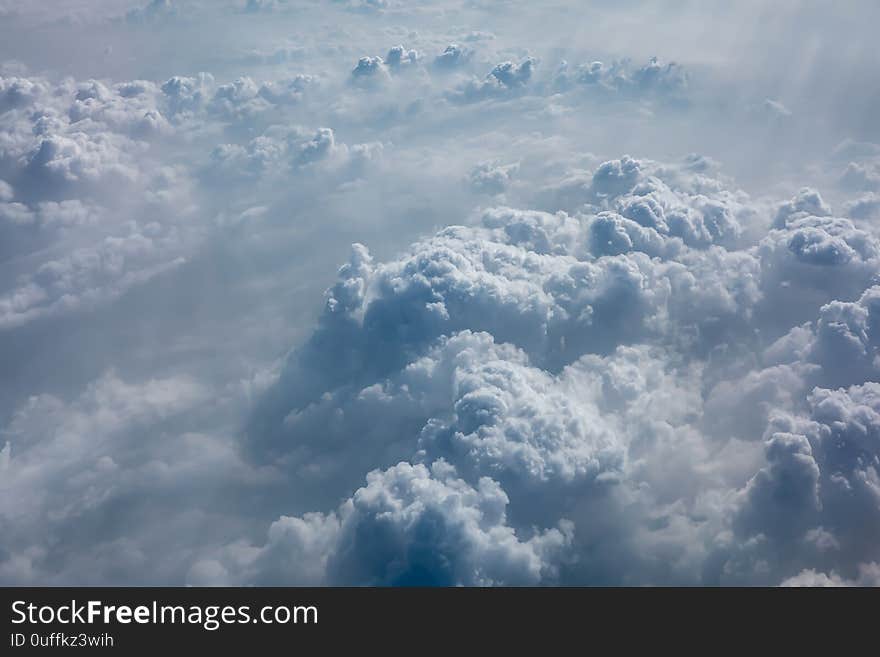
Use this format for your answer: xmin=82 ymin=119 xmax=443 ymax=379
xmin=1 ymin=0 xmax=879 ymax=586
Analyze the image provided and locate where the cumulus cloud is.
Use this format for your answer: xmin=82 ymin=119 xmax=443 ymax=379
xmin=781 ymin=563 xmax=880 ymax=587
xmin=845 ymin=193 xmax=880 ymax=220
xmin=554 ymin=56 xmax=688 ymax=104
xmin=0 ymin=68 xmax=208 ymax=327
xmin=467 ymin=160 xmax=518 ymax=195
xmin=231 ymin=151 xmax=880 ymax=585
xmin=204 ymin=460 xmax=573 ymax=586
xmin=0 ymin=62 xmax=326 ymax=331
xmin=350 ymin=56 xmax=391 ymax=85
xmin=840 ymin=161 xmax=880 ymax=192
xmin=449 ymin=58 xmax=536 ymax=103
xmin=433 ymin=44 xmax=472 ymax=70
xmin=385 ymin=45 xmax=419 ymax=69
xmin=2 ymin=0 xmax=880 ymax=588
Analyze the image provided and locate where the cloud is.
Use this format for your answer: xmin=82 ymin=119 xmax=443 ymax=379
xmin=840 ymin=161 xmax=880 ymax=192
xmin=125 ymin=0 xmax=177 ymax=25
xmin=244 ymin=0 xmax=287 ymax=12
xmin=433 ymin=44 xmax=472 ymax=70
xmin=0 ymin=370 xmax=268 ymax=585
xmin=554 ymin=56 xmax=688 ymax=104
xmin=229 ymin=147 xmax=880 ymax=585
xmin=350 ymin=56 xmax=391 ymax=85
xmin=448 ymin=58 xmax=536 ymax=104
xmin=206 ymin=460 xmax=572 ymax=586
xmin=0 ymin=228 xmax=189 ymax=329
xmin=160 ymin=73 xmax=215 ymax=117
xmin=207 ymin=124 xmax=381 ymax=184
xmin=3 ymin=0 xmax=880 ymax=588
xmin=0 ymin=75 xmax=46 ymax=112
xmin=757 ymin=98 xmax=792 ymax=120
xmin=782 ymin=563 xmax=880 ymax=587
xmin=719 ymin=380 xmax=880 ymax=583
xmin=385 ymin=45 xmax=419 ymax=69
xmin=757 ymin=211 xmax=880 ymax=334
xmin=0 ymin=69 xmax=208 ymax=329
xmin=773 ymin=187 xmax=832 ymax=228
xmin=845 ymin=192 xmax=880 ymax=220
xmin=467 ymin=160 xmax=518 ymax=195
xmin=0 ymin=64 xmax=324 ymax=332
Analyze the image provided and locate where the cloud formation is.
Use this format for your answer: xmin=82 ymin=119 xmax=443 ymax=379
xmin=230 ymin=155 xmax=880 ymax=585
xmin=1 ymin=0 xmax=879 ymax=587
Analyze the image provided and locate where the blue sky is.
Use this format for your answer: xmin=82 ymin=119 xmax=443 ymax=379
xmin=1 ymin=0 xmax=879 ymax=586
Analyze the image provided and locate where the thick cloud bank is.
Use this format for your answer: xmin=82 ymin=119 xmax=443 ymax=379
xmin=1 ymin=0 xmax=880 ymax=587
xmin=207 ymin=156 xmax=880 ymax=586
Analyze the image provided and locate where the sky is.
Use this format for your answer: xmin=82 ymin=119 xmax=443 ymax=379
xmin=1 ymin=0 xmax=879 ymax=586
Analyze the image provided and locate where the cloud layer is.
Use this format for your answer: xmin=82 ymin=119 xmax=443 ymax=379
xmin=1 ymin=0 xmax=879 ymax=586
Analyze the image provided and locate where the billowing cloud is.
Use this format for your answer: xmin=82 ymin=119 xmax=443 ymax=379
xmin=467 ymin=160 xmax=518 ymax=195
xmin=231 ymin=152 xmax=880 ymax=586
xmin=199 ymin=460 xmax=573 ymax=586
xmin=433 ymin=44 xmax=472 ymax=70
xmin=449 ymin=58 xmax=536 ymax=103
xmin=555 ymin=56 xmax=688 ymax=103
xmin=2 ymin=0 xmax=879 ymax=588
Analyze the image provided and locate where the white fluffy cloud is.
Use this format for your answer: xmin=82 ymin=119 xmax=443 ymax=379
xmin=2 ymin=0 xmax=880 ymax=587
xmin=449 ymin=58 xmax=536 ymax=103
xmin=232 ymin=152 xmax=880 ymax=585
xmin=554 ymin=56 xmax=688 ymax=104
xmin=199 ymin=460 xmax=572 ymax=586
